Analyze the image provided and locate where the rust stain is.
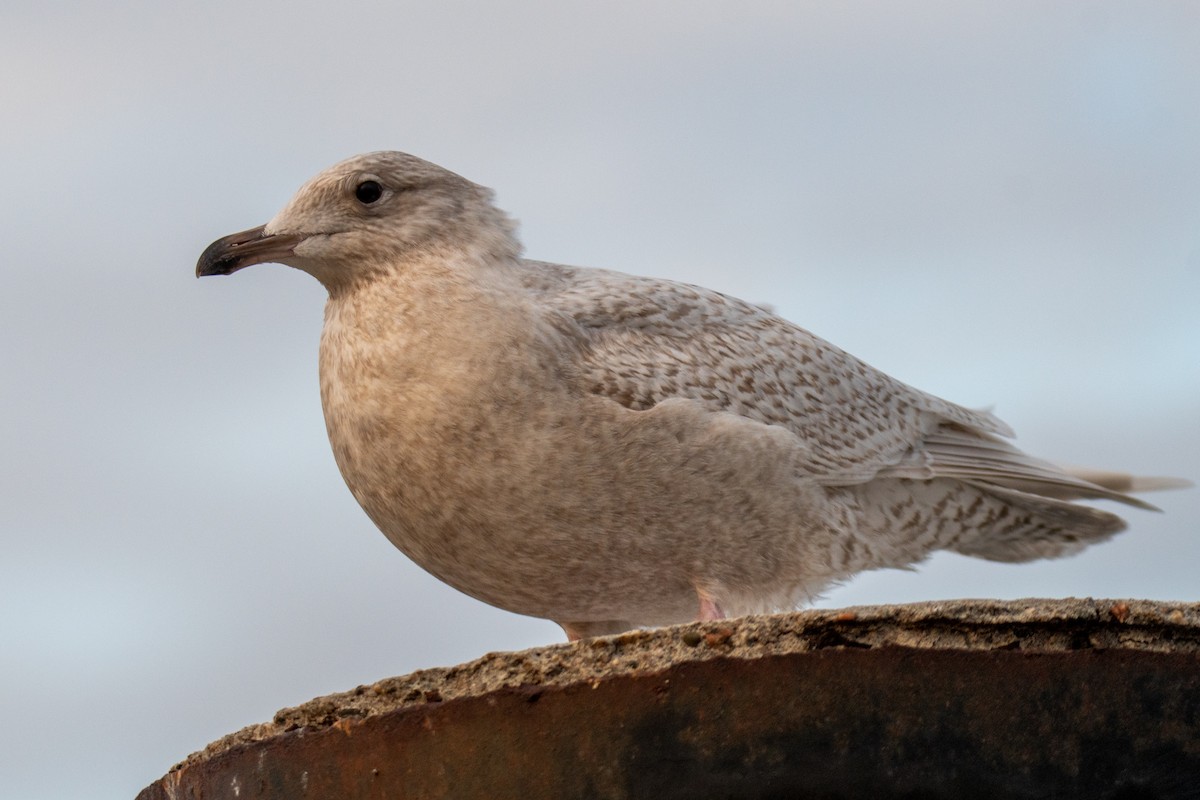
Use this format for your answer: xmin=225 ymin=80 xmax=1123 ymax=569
xmin=702 ymin=627 xmax=734 ymax=647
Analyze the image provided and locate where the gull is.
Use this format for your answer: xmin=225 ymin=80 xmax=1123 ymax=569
xmin=197 ymin=152 xmax=1185 ymax=640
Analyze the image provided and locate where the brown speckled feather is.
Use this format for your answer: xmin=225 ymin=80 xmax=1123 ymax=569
xmin=518 ymin=260 xmax=1010 ymax=479
xmin=198 ymin=151 xmax=1187 ymax=639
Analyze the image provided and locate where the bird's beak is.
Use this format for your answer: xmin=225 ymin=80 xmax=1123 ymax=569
xmin=196 ymin=225 xmax=306 ymax=277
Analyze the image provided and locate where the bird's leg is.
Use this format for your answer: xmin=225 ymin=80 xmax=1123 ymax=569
xmin=696 ymin=589 xmax=726 ymax=622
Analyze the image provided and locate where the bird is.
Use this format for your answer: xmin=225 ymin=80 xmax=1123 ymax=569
xmin=197 ymin=151 xmax=1186 ymax=641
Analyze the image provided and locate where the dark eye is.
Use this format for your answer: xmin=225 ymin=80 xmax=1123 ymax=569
xmin=354 ymin=180 xmax=384 ymax=205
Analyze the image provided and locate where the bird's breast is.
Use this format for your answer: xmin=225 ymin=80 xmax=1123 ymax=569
xmin=315 ymin=282 xmax=614 ymax=610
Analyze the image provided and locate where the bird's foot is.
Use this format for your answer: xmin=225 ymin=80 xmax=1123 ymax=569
xmin=559 ymin=620 xmax=634 ymax=641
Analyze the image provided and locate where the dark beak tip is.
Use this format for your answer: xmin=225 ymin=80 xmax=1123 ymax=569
xmin=196 ymin=224 xmax=273 ymax=279
xmin=195 ymin=244 xmax=235 ymax=278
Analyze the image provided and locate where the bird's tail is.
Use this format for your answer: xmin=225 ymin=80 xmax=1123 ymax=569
xmin=862 ymin=419 xmax=1192 ymax=562
xmin=946 ymin=482 xmax=1129 ymax=562
xmin=945 ymin=464 xmax=1191 ymax=563
xmin=852 ymin=466 xmax=1189 ymax=566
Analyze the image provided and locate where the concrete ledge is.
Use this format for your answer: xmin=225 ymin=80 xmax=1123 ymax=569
xmin=137 ymin=598 xmax=1200 ymax=799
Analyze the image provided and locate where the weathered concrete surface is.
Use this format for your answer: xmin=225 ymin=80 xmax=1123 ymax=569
xmin=138 ymin=598 xmax=1200 ymax=799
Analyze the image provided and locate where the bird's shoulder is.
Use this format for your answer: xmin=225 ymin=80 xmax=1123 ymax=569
xmin=512 ymin=259 xmax=747 ymax=326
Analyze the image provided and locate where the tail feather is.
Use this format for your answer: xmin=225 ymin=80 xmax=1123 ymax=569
xmin=881 ymin=424 xmax=1189 ymax=512
xmin=1059 ymin=466 xmax=1194 ymax=496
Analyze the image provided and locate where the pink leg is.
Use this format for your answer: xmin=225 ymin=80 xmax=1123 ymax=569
xmin=696 ymin=590 xmax=726 ymax=622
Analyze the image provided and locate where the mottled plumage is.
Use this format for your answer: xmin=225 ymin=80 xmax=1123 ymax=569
xmin=198 ymin=151 xmax=1185 ymax=640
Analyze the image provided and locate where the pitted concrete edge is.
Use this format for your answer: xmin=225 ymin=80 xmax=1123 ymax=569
xmin=172 ymin=597 xmax=1200 ymax=772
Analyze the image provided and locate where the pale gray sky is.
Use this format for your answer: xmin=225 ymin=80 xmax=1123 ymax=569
xmin=1 ymin=3 xmax=1197 ymax=798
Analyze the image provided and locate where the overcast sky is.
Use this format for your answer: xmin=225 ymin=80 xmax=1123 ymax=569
xmin=1 ymin=3 xmax=1197 ymax=798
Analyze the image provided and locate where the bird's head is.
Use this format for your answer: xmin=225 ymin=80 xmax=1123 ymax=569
xmin=196 ymin=151 xmax=519 ymax=289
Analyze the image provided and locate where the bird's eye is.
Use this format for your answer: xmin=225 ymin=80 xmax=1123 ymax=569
xmin=354 ymin=180 xmax=384 ymax=205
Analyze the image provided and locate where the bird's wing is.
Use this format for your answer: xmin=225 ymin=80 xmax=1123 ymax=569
xmin=516 ymin=260 xmax=1017 ymax=485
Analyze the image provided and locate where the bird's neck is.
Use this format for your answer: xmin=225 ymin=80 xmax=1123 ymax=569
xmin=320 ymin=248 xmax=531 ymax=370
